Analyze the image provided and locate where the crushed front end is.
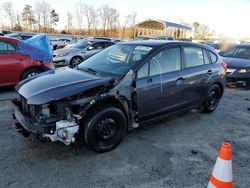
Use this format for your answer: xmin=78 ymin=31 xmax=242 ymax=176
xmin=12 ymin=94 xmax=79 ymax=145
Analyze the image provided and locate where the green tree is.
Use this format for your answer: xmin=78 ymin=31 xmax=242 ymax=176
xmin=50 ymin=9 xmax=59 ymax=27
xmin=22 ymin=4 xmax=36 ymax=30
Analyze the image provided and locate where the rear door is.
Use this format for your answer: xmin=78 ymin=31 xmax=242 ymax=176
xmin=0 ymin=41 xmax=23 ymax=86
xmin=181 ymin=46 xmax=211 ymax=105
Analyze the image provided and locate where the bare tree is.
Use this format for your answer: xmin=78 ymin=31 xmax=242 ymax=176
xmin=193 ymin=22 xmax=200 ymax=39
xmin=89 ymin=8 xmax=98 ymax=36
xmin=2 ymin=1 xmax=15 ymax=29
xmin=107 ymin=8 xmax=119 ymax=30
xmin=34 ymin=2 xmax=42 ymax=31
xmin=99 ymin=5 xmax=119 ymax=36
xmin=99 ymin=5 xmax=109 ymax=35
xmin=15 ymin=11 xmax=22 ymax=31
xmin=34 ymin=1 xmax=52 ymax=32
xmin=75 ymin=3 xmax=83 ymax=34
xmin=66 ymin=11 xmax=73 ymax=33
xmin=80 ymin=3 xmax=94 ymax=35
xmin=127 ymin=12 xmax=137 ymax=38
xmin=199 ymin=24 xmax=210 ymax=39
xmin=40 ymin=1 xmax=52 ymax=31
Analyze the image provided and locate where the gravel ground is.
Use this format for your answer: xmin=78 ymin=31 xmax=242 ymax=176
xmin=0 ymin=87 xmax=249 ymax=188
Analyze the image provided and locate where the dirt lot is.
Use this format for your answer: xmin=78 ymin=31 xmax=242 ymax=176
xmin=0 ymin=87 xmax=249 ymax=188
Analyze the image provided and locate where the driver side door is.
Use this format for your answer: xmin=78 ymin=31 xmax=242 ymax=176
xmin=135 ymin=47 xmax=186 ymax=121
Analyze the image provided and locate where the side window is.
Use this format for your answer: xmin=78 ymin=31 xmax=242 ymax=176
xmin=92 ymin=42 xmax=104 ymax=50
xmin=104 ymin=42 xmax=113 ymax=48
xmin=137 ymin=62 xmax=149 ymax=79
xmin=208 ymin=51 xmax=218 ymax=63
xmin=203 ymin=49 xmax=210 ymax=64
xmin=184 ymin=47 xmax=204 ymax=68
xmin=149 ymin=47 xmax=181 ymax=76
xmin=0 ymin=41 xmax=17 ymax=54
xmin=0 ymin=42 xmax=8 ymax=54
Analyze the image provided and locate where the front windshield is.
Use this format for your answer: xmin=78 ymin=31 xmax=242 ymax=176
xmin=223 ymin=47 xmax=250 ymax=60
xmin=71 ymin=40 xmax=92 ymax=49
xmin=78 ymin=44 xmax=153 ymax=76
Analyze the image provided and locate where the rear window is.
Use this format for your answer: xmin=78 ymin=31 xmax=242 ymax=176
xmin=208 ymin=51 xmax=218 ymax=63
xmin=203 ymin=50 xmax=210 ymax=64
xmin=0 ymin=41 xmax=17 ymax=54
xmin=184 ymin=47 xmax=204 ymax=68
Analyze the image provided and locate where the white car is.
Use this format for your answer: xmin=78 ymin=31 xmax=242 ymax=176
xmin=53 ymin=39 xmax=114 ymax=66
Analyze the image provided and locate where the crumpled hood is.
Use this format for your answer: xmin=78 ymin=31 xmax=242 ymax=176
xmin=16 ymin=67 xmax=113 ymax=105
xmin=223 ymin=57 xmax=250 ymax=68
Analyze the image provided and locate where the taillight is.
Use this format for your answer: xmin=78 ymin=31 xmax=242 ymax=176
xmin=221 ymin=62 xmax=227 ymax=73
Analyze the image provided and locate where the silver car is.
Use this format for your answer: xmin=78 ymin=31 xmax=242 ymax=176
xmin=53 ymin=39 xmax=114 ymax=66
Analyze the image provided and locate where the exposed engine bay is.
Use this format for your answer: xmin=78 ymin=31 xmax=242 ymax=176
xmin=12 ymin=69 xmax=137 ymax=145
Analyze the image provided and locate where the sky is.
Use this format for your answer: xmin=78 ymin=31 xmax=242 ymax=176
xmin=1 ymin=0 xmax=250 ymax=38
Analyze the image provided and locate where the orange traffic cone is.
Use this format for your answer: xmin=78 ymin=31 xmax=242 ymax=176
xmin=208 ymin=142 xmax=234 ymax=188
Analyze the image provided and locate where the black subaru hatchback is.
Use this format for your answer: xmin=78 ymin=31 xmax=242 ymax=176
xmin=12 ymin=41 xmax=226 ymax=152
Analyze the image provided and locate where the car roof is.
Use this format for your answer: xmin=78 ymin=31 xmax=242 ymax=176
xmin=235 ymin=44 xmax=250 ymax=48
xmin=0 ymin=36 xmax=19 ymax=43
xmin=86 ymin=39 xmax=114 ymax=43
xmin=6 ymin=33 xmax=35 ymax=36
xmin=119 ymin=40 xmax=214 ymax=50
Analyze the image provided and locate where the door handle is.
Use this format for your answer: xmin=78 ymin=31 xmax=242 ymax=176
xmin=147 ymin=77 xmax=152 ymax=83
xmin=176 ymin=77 xmax=185 ymax=85
xmin=17 ymin=58 xmax=24 ymax=61
xmin=207 ymin=70 xmax=213 ymax=75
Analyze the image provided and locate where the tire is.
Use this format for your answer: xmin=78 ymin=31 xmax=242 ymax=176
xmin=21 ymin=68 xmax=41 ymax=81
xmin=82 ymin=106 xmax=127 ymax=153
xmin=70 ymin=56 xmax=83 ymax=66
xmin=201 ymin=84 xmax=221 ymax=113
xmin=53 ymin=45 xmax=58 ymax=50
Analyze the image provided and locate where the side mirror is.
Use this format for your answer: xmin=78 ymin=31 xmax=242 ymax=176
xmin=88 ymin=46 xmax=94 ymax=50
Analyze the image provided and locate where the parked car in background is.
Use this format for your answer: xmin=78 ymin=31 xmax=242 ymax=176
xmin=157 ymin=36 xmax=175 ymax=40
xmin=93 ymin=37 xmax=113 ymax=41
xmin=12 ymin=41 xmax=226 ymax=152
xmin=5 ymin=33 xmax=35 ymax=40
xmin=53 ymin=39 xmax=115 ymax=66
xmin=0 ymin=36 xmax=54 ymax=87
xmin=50 ymin=37 xmax=77 ymax=50
xmin=209 ymin=43 xmax=221 ymax=53
xmin=221 ymin=44 xmax=250 ymax=88
xmin=135 ymin=35 xmax=158 ymax=40
xmin=56 ymin=40 xmax=76 ymax=50
xmin=0 ymin=30 xmax=12 ymax=36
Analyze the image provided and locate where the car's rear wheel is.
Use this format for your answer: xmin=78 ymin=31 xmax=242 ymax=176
xmin=201 ymin=84 xmax=221 ymax=113
xmin=70 ymin=56 xmax=83 ymax=66
xmin=82 ymin=106 xmax=127 ymax=153
xmin=21 ymin=68 xmax=41 ymax=81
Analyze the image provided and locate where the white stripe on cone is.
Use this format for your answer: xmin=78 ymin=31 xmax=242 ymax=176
xmin=212 ymin=157 xmax=233 ymax=182
xmin=207 ymin=181 xmax=216 ymax=188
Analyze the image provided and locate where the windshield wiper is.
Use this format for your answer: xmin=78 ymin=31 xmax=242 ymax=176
xmin=77 ymin=66 xmax=98 ymax=75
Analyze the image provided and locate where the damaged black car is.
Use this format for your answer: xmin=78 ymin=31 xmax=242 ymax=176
xmin=12 ymin=41 xmax=226 ymax=152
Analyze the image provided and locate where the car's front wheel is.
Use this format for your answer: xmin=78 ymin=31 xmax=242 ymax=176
xmin=201 ymin=84 xmax=221 ymax=113
xmin=21 ymin=68 xmax=41 ymax=81
xmin=82 ymin=106 xmax=127 ymax=153
xmin=70 ymin=56 xmax=83 ymax=66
